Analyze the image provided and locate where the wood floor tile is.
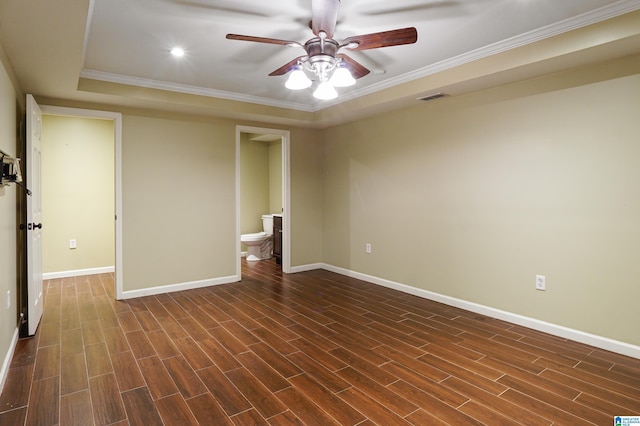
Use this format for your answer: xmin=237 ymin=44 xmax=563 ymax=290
xmin=126 ymin=329 xmax=156 ymax=359
xmin=225 ymin=367 xmax=287 ymax=418
xmin=60 ymin=389 xmax=94 ymax=426
xmin=539 ymin=368 xmax=640 ymax=412
xmin=185 ymin=393 xmax=234 ymax=426
xmin=288 ymin=373 xmax=365 ymax=425
xmin=500 ymin=388 xmax=593 ymax=425
xmin=110 ymin=350 xmax=146 ymax=391
xmin=89 ymin=373 xmax=126 ymax=425
xmin=3 ymin=261 xmax=640 ymax=425
xmin=288 ymin=337 xmax=346 ymax=372
xmin=134 ymin=310 xmax=162 ymax=332
xmin=85 ymin=342 xmax=113 ymax=377
xmin=60 ymin=351 xmax=89 ymax=395
xmin=155 ymin=394 xmax=200 ymax=425
xmin=121 ymin=387 xmax=164 ymax=426
xmin=102 ymin=327 xmax=130 ymax=355
xmin=286 ymin=351 xmax=350 ymax=393
xmin=0 ymin=364 xmax=33 ymax=411
xmin=236 ymin=349 xmax=291 ymax=393
xmin=498 ymin=374 xmax=614 ymax=424
xmin=137 ymin=355 xmax=180 ymax=400
xmin=163 ymin=355 xmax=208 ymax=398
xmin=173 ymin=337 xmax=214 ymax=370
xmin=178 ymin=316 xmax=211 ymax=341
xmin=389 ymin=380 xmax=482 ymax=425
xmin=198 ymin=337 xmax=242 ymax=372
xmin=81 ymin=320 xmax=104 ymax=346
xmin=147 ymin=329 xmax=180 ymax=359
xmin=9 ymin=337 xmax=38 ymax=368
xmin=116 ymin=311 xmax=142 ymax=333
xmin=0 ymin=407 xmax=27 ymax=425
xmin=441 ymin=376 xmax=551 ymax=425
xmin=208 ymin=326 xmax=252 ymax=356
xmin=197 ymin=365 xmax=252 ymax=416
xmin=249 ymin=342 xmax=303 ymax=379
xmin=187 ymin=306 xmax=220 ymax=329
xmin=336 ymin=366 xmax=418 ymax=417
xmin=329 ymin=347 xmax=397 ymax=386
xmin=274 ymin=386 xmax=340 ymax=426
xmin=336 ymin=386 xmax=408 ymax=425
xmin=26 ymin=376 xmax=59 ymax=426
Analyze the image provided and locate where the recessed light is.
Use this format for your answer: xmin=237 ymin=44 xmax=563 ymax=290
xmin=170 ymin=47 xmax=185 ymax=58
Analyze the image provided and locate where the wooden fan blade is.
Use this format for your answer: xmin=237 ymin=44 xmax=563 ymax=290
xmin=342 ymin=27 xmax=417 ymax=51
xmin=337 ymin=54 xmax=370 ymax=79
xmin=226 ymin=33 xmax=300 ymax=47
xmin=311 ymin=0 xmax=340 ymax=38
xmin=269 ymin=56 xmax=306 ymax=76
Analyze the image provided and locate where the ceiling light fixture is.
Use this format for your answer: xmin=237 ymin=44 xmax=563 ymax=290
xmin=170 ymin=47 xmax=185 ymax=58
xmin=283 ymin=31 xmax=355 ymax=100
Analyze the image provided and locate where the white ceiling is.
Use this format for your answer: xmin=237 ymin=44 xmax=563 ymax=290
xmin=1 ymin=0 xmax=640 ymax=126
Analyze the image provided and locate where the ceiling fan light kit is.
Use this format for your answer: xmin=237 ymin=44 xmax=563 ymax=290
xmin=313 ymin=81 xmax=338 ymax=100
xmin=226 ymin=0 xmax=417 ymax=101
xmin=285 ymin=66 xmax=312 ymax=90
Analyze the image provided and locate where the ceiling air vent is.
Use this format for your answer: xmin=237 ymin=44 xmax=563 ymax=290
xmin=417 ymin=93 xmax=448 ymax=102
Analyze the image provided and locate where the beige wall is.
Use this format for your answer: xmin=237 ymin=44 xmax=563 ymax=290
xmin=269 ymin=140 xmax=282 ymax=214
xmin=289 ymin=127 xmax=323 ymax=267
xmin=121 ymin=114 xmax=237 ymax=291
xmin=240 ymin=135 xmax=270 ymax=234
xmin=0 ymin=48 xmax=18 ymax=374
xmin=41 ymin=115 xmax=114 ymax=273
xmin=322 ymin=60 xmax=640 ymax=346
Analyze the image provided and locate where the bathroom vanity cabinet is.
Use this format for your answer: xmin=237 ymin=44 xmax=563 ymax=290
xmin=273 ymin=214 xmax=282 ymax=265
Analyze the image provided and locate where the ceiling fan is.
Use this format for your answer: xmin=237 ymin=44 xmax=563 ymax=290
xmin=226 ymin=0 xmax=417 ymax=100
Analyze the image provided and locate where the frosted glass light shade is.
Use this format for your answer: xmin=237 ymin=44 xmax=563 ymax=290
xmin=313 ymin=81 xmax=338 ymax=100
xmin=285 ymin=69 xmax=312 ymax=90
xmin=329 ymin=66 xmax=355 ymax=87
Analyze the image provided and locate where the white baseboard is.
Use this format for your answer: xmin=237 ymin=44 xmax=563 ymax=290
xmin=43 ymin=266 xmax=115 ymax=280
xmin=119 ymin=274 xmax=240 ymax=300
xmin=290 ymin=262 xmax=324 ymax=273
xmin=0 ymin=327 xmax=19 ymax=395
xmin=294 ymin=262 xmax=640 ymax=360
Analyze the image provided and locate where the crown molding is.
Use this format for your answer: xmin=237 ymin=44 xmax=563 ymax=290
xmin=320 ymin=0 xmax=640 ymax=108
xmin=79 ymin=69 xmax=315 ymax=113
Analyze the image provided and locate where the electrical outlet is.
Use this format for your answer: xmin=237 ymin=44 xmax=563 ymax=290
xmin=365 ymin=243 xmax=372 ymax=254
xmin=6 ymin=290 xmax=10 ymax=309
xmin=69 ymin=239 xmax=77 ymax=249
xmin=536 ymin=275 xmax=546 ymax=291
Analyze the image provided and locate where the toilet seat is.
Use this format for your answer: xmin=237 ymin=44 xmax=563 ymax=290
xmin=241 ymin=232 xmax=271 ymax=242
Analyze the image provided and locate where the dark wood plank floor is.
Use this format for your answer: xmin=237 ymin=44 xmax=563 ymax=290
xmin=1 ymin=259 xmax=639 ymax=425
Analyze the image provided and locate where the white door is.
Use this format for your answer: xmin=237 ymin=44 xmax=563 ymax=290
xmin=26 ymin=94 xmax=43 ymax=336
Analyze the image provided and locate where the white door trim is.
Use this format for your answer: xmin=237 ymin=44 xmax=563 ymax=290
xmin=235 ymin=126 xmax=291 ymax=276
xmin=39 ymin=105 xmax=124 ymax=299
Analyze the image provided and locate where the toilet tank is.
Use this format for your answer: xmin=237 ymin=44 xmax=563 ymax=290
xmin=262 ymin=214 xmax=274 ymax=235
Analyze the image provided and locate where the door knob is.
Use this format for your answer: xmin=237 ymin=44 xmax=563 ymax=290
xmin=33 ymin=223 xmax=42 ymax=229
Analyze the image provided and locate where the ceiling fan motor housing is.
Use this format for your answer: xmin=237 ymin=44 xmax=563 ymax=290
xmin=305 ymin=38 xmax=339 ymax=77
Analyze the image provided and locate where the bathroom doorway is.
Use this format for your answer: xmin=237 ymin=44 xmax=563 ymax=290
xmin=236 ymin=126 xmax=290 ymax=276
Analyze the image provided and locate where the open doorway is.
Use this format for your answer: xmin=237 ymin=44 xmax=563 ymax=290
xmin=236 ymin=126 xmax=290 ymax=277
xmin=40 ymin=105 xmax=123 ymax=298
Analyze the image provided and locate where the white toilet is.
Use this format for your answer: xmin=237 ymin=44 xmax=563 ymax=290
xmin=241 ymin=214 xmax=274 ymax=261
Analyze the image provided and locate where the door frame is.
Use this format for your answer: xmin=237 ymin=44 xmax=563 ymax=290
xmin=236 ymin=125 xmax=291 ymax=276
xmin=40 ymin=105 xmax=123 ymax=299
